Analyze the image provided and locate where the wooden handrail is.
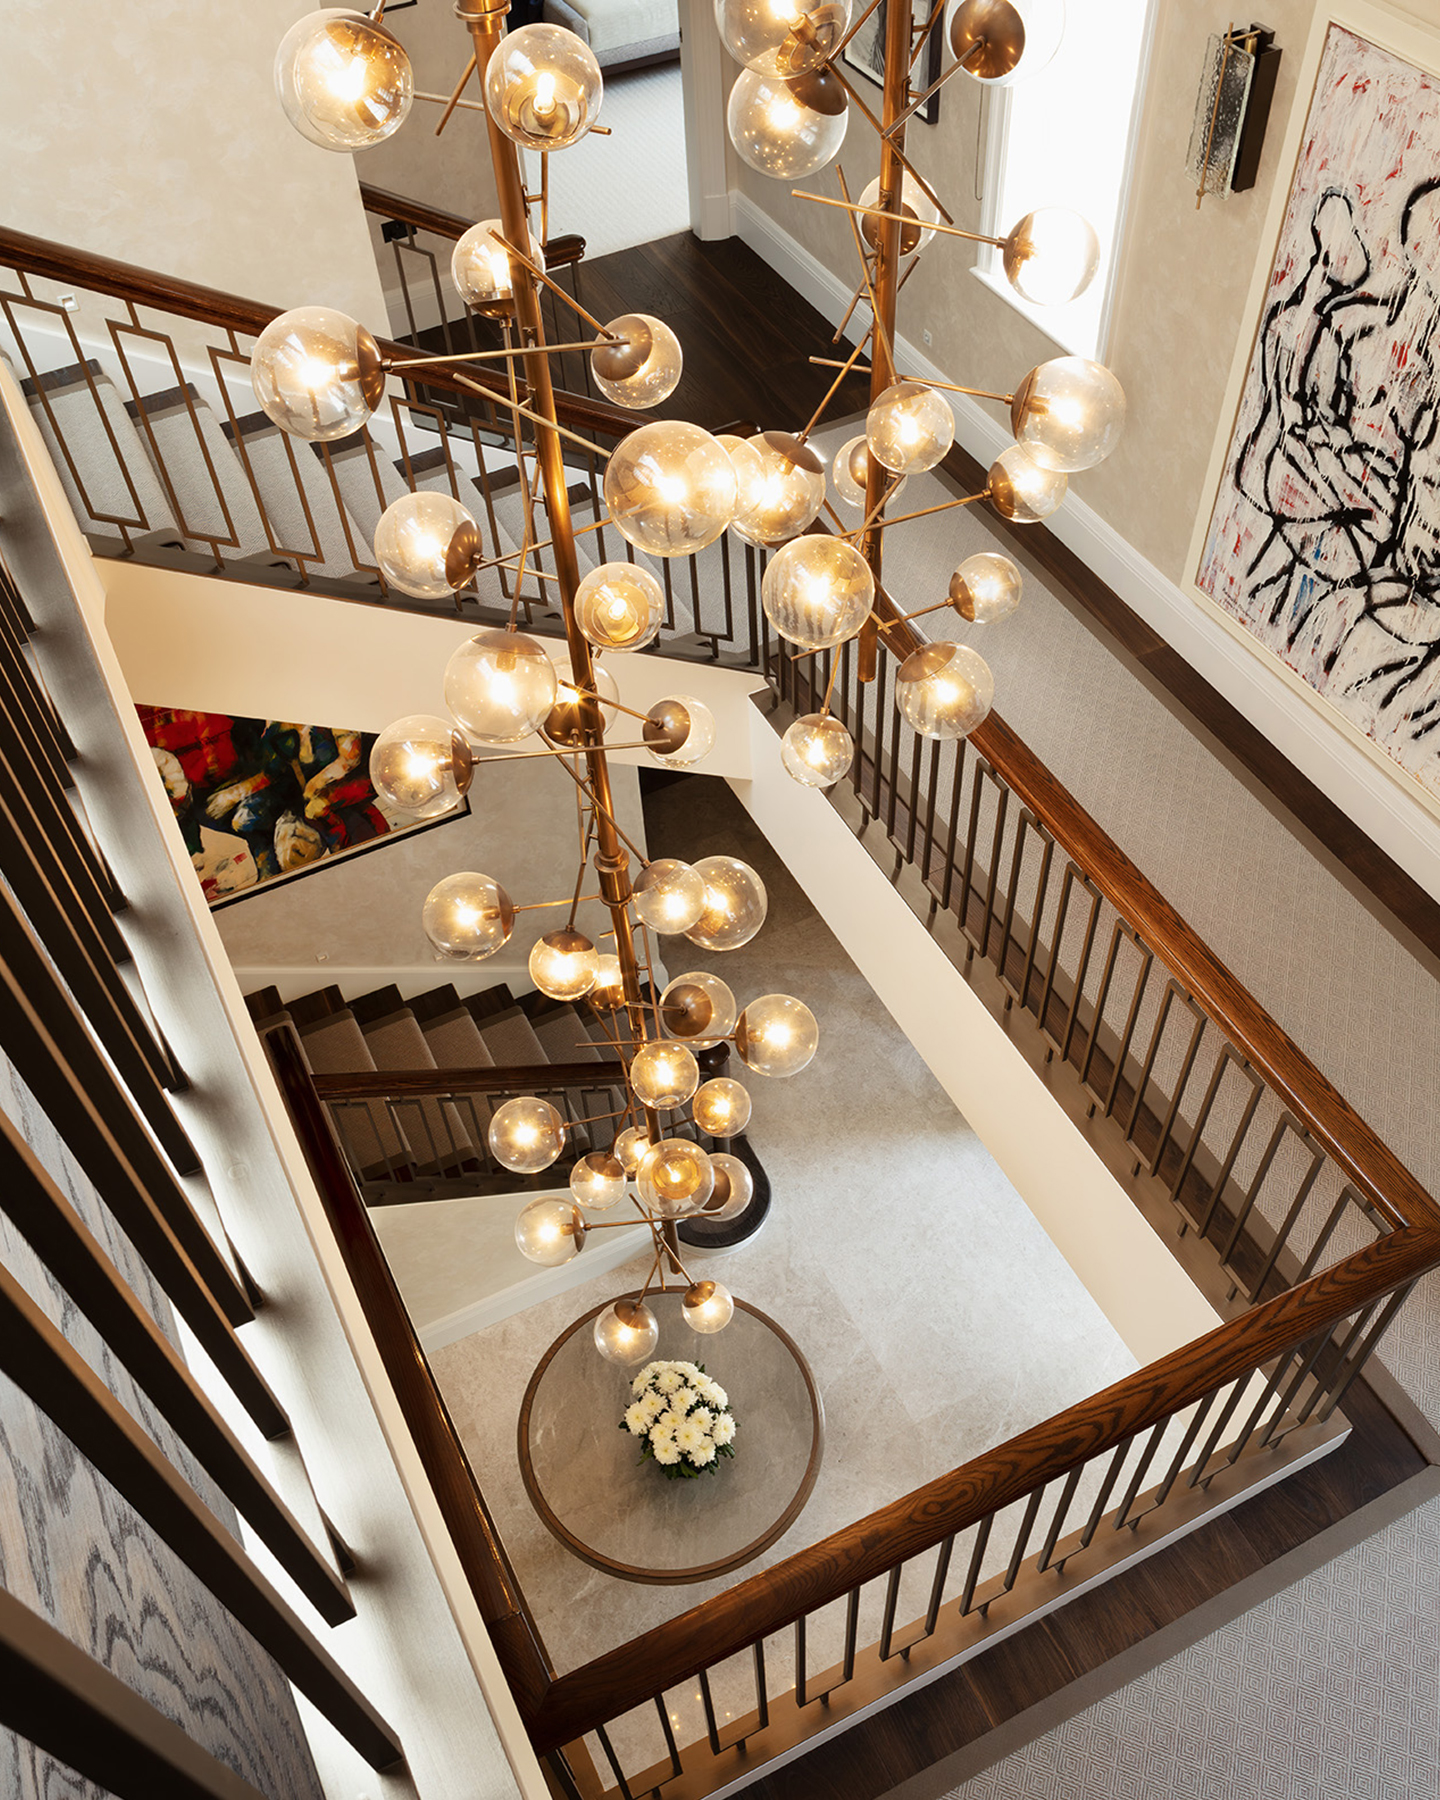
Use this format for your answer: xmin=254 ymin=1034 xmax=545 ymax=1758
xmin=358 ymin=182 xmax=587 ymax=272
xmin=311 ymin=1060 xmax=625 ymax=1100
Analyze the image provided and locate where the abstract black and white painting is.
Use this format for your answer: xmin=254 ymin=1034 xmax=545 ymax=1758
xmin=1197 ymin=24 xmax=1440 ymax=798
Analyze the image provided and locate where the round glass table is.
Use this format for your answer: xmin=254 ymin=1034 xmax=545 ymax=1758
xmin=517 ymin=1291 xmax=824 ymax=1584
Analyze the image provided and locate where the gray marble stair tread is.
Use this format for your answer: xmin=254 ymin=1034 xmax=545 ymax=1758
xmin=297 ymin=1010 xmax=409 ymax=1171
xmin=26 ymin=371 xmax=177 ymax=541
xmin=423 ymin=1007 xmax=496 ymax=1068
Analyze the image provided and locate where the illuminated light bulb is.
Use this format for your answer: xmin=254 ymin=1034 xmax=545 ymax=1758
xmin=1011 ymin=356 xmax=1126 ymax=473
xmin=594 ymin=1296 xmax=659 ymax=1364
xmin=250 ymin=306 xmax=385 ymax=442
xmin=612 ymin=1124 xmax=652 ymax=1172
xmin=727 ymin=66 xmax=848 ymax=179
xmin=780 ymin=712 xmax=853 ymax=788
xmin=590 ymin=313 xmax=684 ymax=410
xmin=716 ymin=433 xmax=768 ymax=521
xmin=682 ymin=1279 xmax=735 ymax=1335
xmin=700 ymin=1152 xmax=754 ymax=1221
xmin=369 ymin=714 xmax=474 ymax=819
xmin=832 ymin=434 xmax=872 ymax=507
xmin=895 ymin=641 xmax=996 ymax=739
xmin=451 ymin=219 xmax=546 ymax=314
xmin=373 ymin=491 xmax=483 ymax=598
xmin=949 ymin=552 xmax=1023 ymax=623
xmin=715 ymin=0 xmax=852 ymax=75
xmin=484 ymin=24 xmax=603 ymax=150
xmin=637 ymin=1138 xmax=715 ymax=1217
xmin=543 ymin=662 xmax=619 ymax=747
xmin=734 ymin=993 xmax=819 ymax=1077
xmin=570 ymin=1151 xmax=628 ymax=1210
xmin=444 ymin=628 xmax=558 ymax=744
xmin=761 ymin=535 xmax=874 ymax=651
xmin=1003 ymin=207 xmax=1100 ymax=306
xmin=422 ymin=872 xmax=514 ymax=960
xmin=988 ymin=443 xmax=1068 ymax=523
xmin=858 ymin=171 xmax=940 ymax=255
xmin=659 ymin=971 xmax=738 ymax=1050
xmin=949 ymin=0 xmax=1066 ymax=85
xmin=275 ymin=9 xmax=413 ymax=150
xmin=604 ymin=421 xmax=738 ymax=556
xmin=529 ymin=929 xmax=600 ymax=1001
xmin=489 ymin=1096 xmax=566 ymax=1173
xmin=514 ymin=1196 xmax=586 ymax=1265
xmin=685 ymin=856 xmax=768 ymax=952
xmin=633 ymin=858 xmax=707 ymax=934
xmin=866 ymin=380 xmax=955 ymax=475
xmin=574 ymin=561 xmax=666 ymax=652
xmin=692 ymin=1076 xmax=752 ymax=1137
xmin=731 ymin=432 xmax=826 ymax=544
xmin=629 ymin=1040 xmax=701 ymax=1109
xmin=588 ymin=953 xmax=625 ymax=1013
xmin=643 ymin=696 xmax=717 ymax=769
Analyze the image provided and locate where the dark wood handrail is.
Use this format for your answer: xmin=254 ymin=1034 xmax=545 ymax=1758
xmin=311 ymin=1060 xmax=624 ymax=1100
xmin=358 ymin=182 xmax=587 ymax=272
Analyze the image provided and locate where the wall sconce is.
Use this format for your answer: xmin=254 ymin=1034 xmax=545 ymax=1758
xmin=1187 ymin=23 xmax=1281 ymax=205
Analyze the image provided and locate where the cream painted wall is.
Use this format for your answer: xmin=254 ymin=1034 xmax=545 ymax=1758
xmin=3 ymin=0 xmax=386 ymax=328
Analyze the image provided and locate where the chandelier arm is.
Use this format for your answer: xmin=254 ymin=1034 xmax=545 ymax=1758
xmin=798 ymin=326 xmax=874 ymax=442
xmin=825 ymin=0 xmax=888 ymax=67
xmin=511 ymin=893 xmax=606 ymax=911
xmin=794 ymin=190 xmax=1008 ymax=253
xmin=835 ymin=167 xmax=893 ymax=383
xmin=809 ymin=355 xmax=1014 ymax=405
xmin=874 ymin=486 xmax=993 ymax=530
xmin=541 ymin=751 xmax=653 ymax=873
xmin=883 ymin=35 xmax=986 ymax=138
xmin=487 ymin=230 xmax=620 ymax=341
xmin=847 ymin=473 xmax=907 ymax=542
xmin=566 ymin=806 xmax=596 ymax=930
xmin=819 ymin=648 xmax=843 ymax=718
xmin=823 ymin=62 xmax=954 ymax=225
xmin=876 ymin=596 xmax=960 ymax=631
xmin=907 ymin=0 xmax=947 ymax=72
xmin=389 ymin=337 xmax=619 ymax=372
xmin=832 ymin=270 xmax=872 ymax=346
xmin=420 ymin=50 xmax=479 ymax=134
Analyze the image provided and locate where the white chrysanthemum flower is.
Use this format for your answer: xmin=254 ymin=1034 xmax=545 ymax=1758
xmin=660 ymin=1408 xmax=688 ymax=1435
xmin=633 ymin=1362 xmax=662 ymax=1396
xmin=651 ymin=1431 xmax=681 ymax=1465
xmin=641 ymin=1390 xmax=665 ymax=1423
xmin=691 ymin=1406 xmax=713 ymax=1431
xmin=690 ymin=1439 xmax=716 ymax=1466
xmin=656 ymin=1367 xmax=683 ymax=1394
xmin=675 ymin=1417 xmax=707 ymax=1453
xmin=712 ymin=1412 xmax=736 ymax=1445
xmin=671 ymin=1385 xmax=697 ymax=1414
xmin=624 ymin=1402 xmax=649 ymax=1436
xmin=707 ymin=1382 xmax=728 ymax=1409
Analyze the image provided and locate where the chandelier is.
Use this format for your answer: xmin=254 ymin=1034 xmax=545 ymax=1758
xmin=259 ymin=0 xmax=1123 ymax=1363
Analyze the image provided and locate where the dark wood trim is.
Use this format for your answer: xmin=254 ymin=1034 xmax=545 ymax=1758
xmin=310 ymin=1059 xmax=625 ymax=1099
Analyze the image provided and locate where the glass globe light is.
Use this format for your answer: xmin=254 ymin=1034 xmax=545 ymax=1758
xmin=950 ymin=551 xmax=1023 ymax=623
xmin=686 ymin=855 xmax=768 ymax=951
xmin=832 ymin=434 xmax=872 ymax=508
xmin=1011 ymin=356 xmax=1126 ymax=473
xmin=484 ymin=24 xmax=603 ymax=151
xmin=988 ymin=443 xmax=1068 ymax=522
xmin=275 ymin=9 xmax=413 ymax=151
xmin=762 ymin=535 xmax=874 ymax=650
xmin=451 ymin=220 xmax=546 ymax=315
xmin=1003 ymin=207 xmax=1100 ymax=306
xmin=683 ymin=1279 xmax=735 ymax=1334
xmin=637 ymin=1138 xmax=715 ymax=1217
xmin=692 ymin=1076 xmax=752 ymax=1137
xmin=543 ymin=662 xmax=619 ymax=747
xmin=604 ymin=421 xmax=738 ymax=556
xmin=633 ymin=858 xmax=707 ymax=934
xmin=594 ymin=1297 xmax=659 ymax=1365
xmin=731 ymin=432 xmax=827 ymax=545
xmin=249 ymin=306 xmax=384 ymax=442
xmin=489 ymin=1096 xmax=566 ymax=1173
xmin=781 ymin=712 xmax=854 ymax=788
xmin=715 ymin=0 xmax=851 ymax=75
xmin=867 ymin=380 xmax=955 ymax=475
xmin=643 ymin=696 xmax=717 ymax=769
xmin=590 ymin=314 xmax=683 ymax=410
xmin=370 ymin=714 xmax=474 ymax=820
xmin=659 ymin=970 xmax=737 ymax=1049
xmin=529 ymin=929 xmax=599 ymax=1001
xmin=700 ymin=1152 xmax=754 ymax=1221
xmin=950 ymin=0 xmax=1066 ymax=84
xmin=717 ymin=433 xmax=767 ymax=521
xmin=423 ymin=872 xmax=514 ymax=960
xmin=514 ymin=1196 xmax=586 ymax=1266
xmin=895 ymin=641 xmax=996 ymax=739
xmin=735 ymin=993 xmax=819 ymax=1077
xmin=612 ymin=1124 xmax=652 ymax=1173
xmin=589 ymin=953 xmax=625 ymax=1013
xmin=570 ymin=1151 xmax=628 ymax=1211
xmin=373 ymin=491 xmax=483 ymax=599
xmin=444 ymin=629 xmax=558 ymax=744
xmin=629 ymin=1040 xmax=700 ymax=1109
xmin=727 ymin=67 xmax=848 ymax=179
xmin=574 ymin=561 xmax=666 ymax=652
xmin=858 ymin=171 xmax=940 ymax=255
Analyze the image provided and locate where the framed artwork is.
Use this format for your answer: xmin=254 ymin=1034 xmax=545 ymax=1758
xmin=841 ymin=0 xmax=944 ymax=125
xmin=138 ymin=708 xmax=468 ymax=908
xmin=1191 ymin=5 xmax=1440 ymax=806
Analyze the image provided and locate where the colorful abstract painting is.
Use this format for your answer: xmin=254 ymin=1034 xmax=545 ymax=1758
xmin=138 ymin=709 xmax=465 ymax=907
xmin=1197 ymin=25 xmax=1440 ymax=798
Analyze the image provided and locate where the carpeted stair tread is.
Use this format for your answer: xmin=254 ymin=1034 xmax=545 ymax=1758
xmin=296 ymin=1009 xmax=410 ymax=1174
xmin=297 ymin=1009 xmax=376 ymax=1069
xmin=24 ymin=366 xmax=178 ymax=543
xmin=532 ymin=1009 xmax=603 ymax=1064
xmin=230 ymin=418 xmax=372 ymax=584
xmin=361 ymin=1008 xmax=478 ymax=1169
xmin=423 ymin=1007 xmax=496 ymax=1068
xmin=361 ymin=1009 xmax=438 ymax=1069
xmin=350 ymin=983 xmax=407 ymax=1027
xmin=125 ymin=388 xmax=272 ymax=559
xmin=477 ymin=1005 xmax=550 ymax=1067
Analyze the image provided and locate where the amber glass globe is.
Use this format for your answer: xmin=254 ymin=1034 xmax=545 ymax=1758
xmin=373 ymin=492 xmax=482 ymax=599
xmin=1011 ymin=357 xmax=1126 ymax=473
xmin=988 ymin=443 xmax=1068 ymax=522
xmin=489 ymin=1096 xmax=566 ymax=1173
xmin=731 ymin=433 xmax=827 ymax=544
xmin=422 ymin=872 xmax=514 ymax=960
xmin=727 ymin=68 xmax=848 ymax=179
xmin=716 ymin=0 xmax=851 ymax=74
xmin=896 ymin=641 xmax=995 ymax=739
xmin=444 ymin=629 xmax=558 ymax=744
xmin=717 ymin=433 xmax=767 ymax=521
xmin=529 ymin=929 xmax=599 ymax=1001
xmin=686 ymin=856 xmax=768 ymax=952
xmin=643 ymin=696 xmax=717 ymax=769
xmin=683 ymin=1279 xmax=735 ymax=1334
xmin=832 ymin=434 xmax=871 ymax=507
xmin=633 ymin=858 xmax=707 ymax=934
xmin=574 ymin=561 xmax=666 ymax=652
xmin=950 ymin=552 xmax=1023 ymax=623
xmin=604 ymin=421 xmax=738 ymax=556
xmin=612 ymin=1124 xmax=652 ymax=1173
xmin=858 ymin=172 xmax=940 ymax=255
xmin=692 ymin=1076 xmax=752 ymax=1137
xmin=250 ymin=307 xmax=384 ymax=442
xmin=590 ymin=314 xmax=683 ymax=409
xmin=594 ymin=1297 xmax=659 ymax=1364
xmin=451 ymin=220 xmax=546 ymax=314
xmin=570 ymin=1151 xmax=629 ymax=1211
xmin=1003 ymin=208 xmax=1100 ymax=306
xmin=543 ymin=663 xmax=619 ymax=746
xmin=588 ymin=953 xmax=625 ymax=1013
xmin=629 ymin=1040 xmax=700 ymax=1109
xmin=867 ymin=380 xmax=955 ymax=475
xmin=762 ymin=535 xmax=874 ymax=650
xmin=951 ymin=0 xmax=1065 ymax=84
xmin=781 ymin=712 xmax=853 ymax=788
xmin=484 ymin=24 xmax=603 ymax=151
xmin=701 ymin=1152 xmax=754 ymax=1221
xmin=637 ymin=1138 xmax=715 ymax=1217
xmin=275 ymin=9 xmax=413 ymax=151
xmin=514 ymin=1196 xmax=586 ymax=1265
xmin=659 ymin=970 xmax=737 ymax=1049
xmin=370 ymin=714 xmax=474 ymax=820
xmin=735 ymin=993 xmax=819 ymax=1077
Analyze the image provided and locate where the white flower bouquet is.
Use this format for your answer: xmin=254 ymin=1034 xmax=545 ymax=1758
xmin=621 ymin=1359 xmax=737 ymax=1481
